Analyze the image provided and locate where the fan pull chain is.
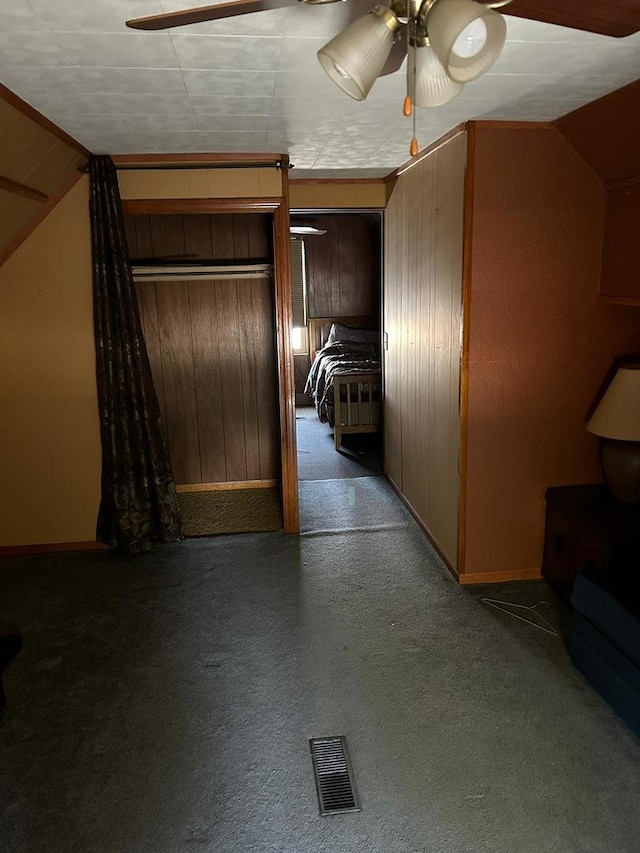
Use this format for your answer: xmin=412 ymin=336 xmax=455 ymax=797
xmin=406 ymin=0 xmax=418 ymax=157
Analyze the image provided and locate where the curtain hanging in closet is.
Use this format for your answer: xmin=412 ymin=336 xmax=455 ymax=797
xmin=89 ymin=155 xmax=182 ymax=554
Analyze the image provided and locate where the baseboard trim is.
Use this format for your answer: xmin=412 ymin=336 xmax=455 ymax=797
xmin=458 ymin=567 xmax=543 ymax=585
xmin=0 ymin=541 xmax=110 ymax=558
xmin=176 ymin=479 xmax=278 ymax=493
xmin=384 ymin=472 xmax=460 ymax=582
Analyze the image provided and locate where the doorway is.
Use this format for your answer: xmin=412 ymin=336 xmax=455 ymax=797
xmin=289 ymin=211 xmax=384 ymax=491
xmin=122 ymin=202 xmax=298 ymax=535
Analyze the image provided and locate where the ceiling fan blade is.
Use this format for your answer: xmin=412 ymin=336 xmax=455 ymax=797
xmin=378 ymin=33 xmax=407 ymax=77
xmin=127 ymin=0 xmax=299 ymax=30
xmin=501 ymin=0 xmax=640 ymax=38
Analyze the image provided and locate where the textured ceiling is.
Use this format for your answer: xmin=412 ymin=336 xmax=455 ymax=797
xmin=1 ymin=0 xmax=639 ymax=177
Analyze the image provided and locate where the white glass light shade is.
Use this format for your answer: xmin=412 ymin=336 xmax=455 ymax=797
xmin=427 ymin=0 xmax=507 ymax=83
xmin=317 ymin=7 xmax=399 ymax=101
xmin=587 ymin=365 xmax=640 ymax=441
xmin=407 ymin=43 xmax=464 ymax=107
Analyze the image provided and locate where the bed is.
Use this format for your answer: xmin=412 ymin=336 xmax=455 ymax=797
xmin=304 ymin=317 xmax=382 ymax=451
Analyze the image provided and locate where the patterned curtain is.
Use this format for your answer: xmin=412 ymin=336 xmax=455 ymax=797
xmin=89 ymin=155 xmax=182 ymax=554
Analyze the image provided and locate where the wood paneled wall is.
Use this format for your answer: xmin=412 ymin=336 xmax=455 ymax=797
xmin=124 ymin=212 xmax=272 ymax=263
xmin=136 ymin=276 xmax=279 ymax=485
xmin=384 ymin=133 xmax=467 ymax=571
xmin=126 ymin=212 xmax=278 ymax=486
xmin=296 ymin=213 xmax=381 ymax=319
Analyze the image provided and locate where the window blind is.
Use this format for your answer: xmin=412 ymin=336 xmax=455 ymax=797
xmin=290 ymin=238 xmax=306 ymax=327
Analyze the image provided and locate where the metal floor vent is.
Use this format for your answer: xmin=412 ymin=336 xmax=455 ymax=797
xmin=310 ymin=736 xmax=361 ymax=816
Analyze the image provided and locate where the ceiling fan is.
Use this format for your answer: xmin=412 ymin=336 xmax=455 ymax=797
xmin=127 ymin=0 xmax=640 ymax=153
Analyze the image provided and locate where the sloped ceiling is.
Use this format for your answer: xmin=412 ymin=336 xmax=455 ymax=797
xmin=554 ymin=79 xmax=640 ymax=183
xmin=0 ymin=86 xmax=88 ymax=265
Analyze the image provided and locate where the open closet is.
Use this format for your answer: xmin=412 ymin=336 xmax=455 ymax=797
xmin=123 ymin=211 xmax=284 ymax=536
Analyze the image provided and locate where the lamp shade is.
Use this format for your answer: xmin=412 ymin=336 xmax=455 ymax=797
xmin=317 ymin=6 xmax=399 ymax=101
xmin=587 ymin=365 xmax=640 ymax=441
xmin=427 ymin=0 xmax=507 ymax=83
xmin=587 ymin=364 xmax=640 ymax=503
xmin=407 ymin=43 xmax=464 ymax=107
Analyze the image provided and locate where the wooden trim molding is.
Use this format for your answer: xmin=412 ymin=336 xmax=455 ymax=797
xmin=0 ymin=175 xmax=49 ymax=203
xmin=385 ymin=473 xmax=459 ymax=582
xmin=176 ymin=480 xmax=278 ymax=493
xmin=121 ymin=197 xmax=282 ymax=215
xmin=289 ymin=177 xmax=385 ymax=185
xmin=457 ymin=122 xmax=475 ymax=578
xmin=388 ymin=123 xmax=466 ymax=180
xmin=0 ymin=82 xmax=90 ymax=158
xmin=112 ymin=153 xmax=286 ymax=168
xmin=597 ymin=295 xmax=640 ymax=306
xmin=458 ymin=567 xmax=543 ymax=585
xmin=274 ymin=165 xmax=300 ymax=533
xmin=0 ymin=541 xmax=110 ymax=558
xmin=470 ymin=120 xmax=555 ymax=132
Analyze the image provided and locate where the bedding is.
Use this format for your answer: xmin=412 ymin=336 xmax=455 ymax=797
xmin=326 ymin=322 xmax=380 ymax=346
xmin=305 ymin=339 xmax=381 ymax=424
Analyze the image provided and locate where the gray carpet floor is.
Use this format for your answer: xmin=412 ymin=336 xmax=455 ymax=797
xmin=1 ymin=478 xmax=640 ymax=852
xmin=296 ymin=406 xmax=383 ymax=480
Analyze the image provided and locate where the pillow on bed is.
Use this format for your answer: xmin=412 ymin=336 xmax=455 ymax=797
xmin=326 ymin=323 xmax=380 ymax=345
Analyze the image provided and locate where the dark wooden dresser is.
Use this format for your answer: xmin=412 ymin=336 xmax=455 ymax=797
xmin=542 ymin=484 xmax=640 ymax=602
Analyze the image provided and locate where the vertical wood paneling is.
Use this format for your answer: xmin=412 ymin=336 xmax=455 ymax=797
xmin=295 ymin=213 xmax=381 ymax=320
xmin=337 ymin=216 xmax=358 ymax=316
xmin=123 ymin=217 xmax=138 ymax=258
xmin=248 ymin=215 xmax=271 ymax=259
xmin=183 ymin=215 xmax=214 ymax=259
xmin=132 ymin=216 xmax=153 ymax=259
xmin=212 ymin=216 xmax=236 ymax=260
xmin=233 ymin=213 xmax=250 ymax=259
xmin=128 ymin=212 xmax=280 ymax=489
xmin=383 ymin=132 xmax=467 ymax=572
xmin=215 ymin=280 xmax=248 ymax=481
xmin=189 ymin=280 xmax=227 ymax=483
xmin=383 ymin=179 xmax=402 ymax=489
xmin=134 ymin=281 xmax=167 ymax=426
xmin=356 ymin=216 xmax=375 ymax=316
xmin=305 ymin=227 xmax=331 ymax=317
xmin=237 ymin=277 xmax=262 ymax=479
xmin=149 ymin=214 xmax=185 ymax=259
xmin=155 ymin=280 xmax=201 ymax=484
xmin=123 ymin=213 xmax=272 ymax=263
xmin=251 ymin=278 xmax=279 ymax=478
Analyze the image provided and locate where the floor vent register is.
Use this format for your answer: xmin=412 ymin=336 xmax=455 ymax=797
xmin=309 ymin=736 xmax=361 ymax=816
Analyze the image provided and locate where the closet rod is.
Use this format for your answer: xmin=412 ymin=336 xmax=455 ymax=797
xmin=132 ymin=263 xmax=273 ymax=282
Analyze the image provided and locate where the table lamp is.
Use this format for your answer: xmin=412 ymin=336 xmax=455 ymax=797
xmin=587 ymin=364 xmax=640 ymax=503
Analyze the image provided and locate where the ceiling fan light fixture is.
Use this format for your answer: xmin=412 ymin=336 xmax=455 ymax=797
xmin=407 ymin=41 xmax=464 ymax=107
xmin=426 ymin=0 xmax=507 ymax=82
xmin=317 ymin=5 xmax=401 ymax=101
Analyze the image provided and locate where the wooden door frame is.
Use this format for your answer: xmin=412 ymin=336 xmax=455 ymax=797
xmin=122 ymin=194 xmax=299 ymax=534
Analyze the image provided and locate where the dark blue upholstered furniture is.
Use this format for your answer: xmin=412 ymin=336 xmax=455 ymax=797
xmin=571 ymin=566 xmax=640 ymax=738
